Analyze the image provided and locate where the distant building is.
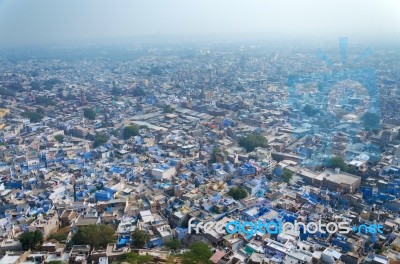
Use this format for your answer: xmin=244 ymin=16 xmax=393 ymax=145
xmin=296 ymin=168 xmax=361 ymax=193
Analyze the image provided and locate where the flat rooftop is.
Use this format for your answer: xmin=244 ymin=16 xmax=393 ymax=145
xmin=316 ymin=170 xmax=360 ymax=185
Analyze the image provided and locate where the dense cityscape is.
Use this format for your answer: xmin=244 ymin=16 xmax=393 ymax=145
xmin=0 ymin=0 xmax=400 ymax=263
xmin=0 ymin=39 xmax=399 ymax=264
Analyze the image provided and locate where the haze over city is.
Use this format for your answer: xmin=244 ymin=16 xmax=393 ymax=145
xmin=1 ymin=1 xmax=400 ymax=264
xmin=0 ymin=0 xmax=399 ymax=45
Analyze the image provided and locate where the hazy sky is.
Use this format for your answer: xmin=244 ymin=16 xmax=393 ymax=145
xmin=0 ymin=0 xmax=399 ymax=44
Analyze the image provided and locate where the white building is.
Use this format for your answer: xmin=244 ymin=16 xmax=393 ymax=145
xmin=151 ymin=165 xmax=176 ymax=180
xmin=321 ymin=248 xmax=342 ymax=264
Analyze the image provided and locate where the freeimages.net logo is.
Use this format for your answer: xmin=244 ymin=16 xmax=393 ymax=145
xmin=188 ymin=218 xmax=383 ymax=240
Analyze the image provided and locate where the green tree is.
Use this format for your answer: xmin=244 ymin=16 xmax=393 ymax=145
xmin=49 ymin=233 xmax=67 ymax=243
xmin=93 ymin=133 xmax=109 ymax=147
xmin=54 ymin=134 xmax=64 ymax=143
xmin=281 ymin=169 xmax=293 ymax=183
xmin=66 ymin=93 xmax=77 ymax=101
xmin=238 ymin=134 xmax=268 ymax=152
xmin=30 ymin=81 xmax=41 ymax=90
xmin=131 ymin=229 xmax=150 ymax=249
xmin=227 ymin=187 xmax=248 ymax=200
xmin=83 ymin=108 xmax=96 ymax=120
xmin=235 ymin=84 xmax=245 ymax=92
xmin=150 ymin=66 xmax=163 ymax=76
xmin=71 ymin=224 xmax=115 ymax=249
xmin=31 ymin=71 xmax=40 ymax=77
xmin=43 ymin=78 xmax=61 ymax=90
xmin=163 ymin=105 xmax=175 ymax=113
xmin=36 ymin=107 xmax=45 ymax=115
xmin=22 ymin=111 xmax=43 ymax=123
xmin=111 ymin=87 xmax=123 ymax=96
xmin=0 ymin=88 xmax=15 ymax=96
xmin=165 ymin=239 xmax=181 ymax=251
xmin=36 ymin=96 xmax=56 ymax=106
xmin=116 ymin=252 xmax=152 ymax=264
xmin=123 ymin=125 xmax=139 ymax=140
xmin=210 ymin=147 xmax=222 ymax=163
xmin=303 ymin=104 xmax=319 ymax=117
xmin=326 ymin=156 xmax=349 ymax=172
xmin=182 ymin=241 xmax=212 ymax=264
xmin=132 ymin=87 xmax=145 ymax=97
xmin=19 ymin=230 xmax=44 ymax=250
xmin=8 ymin=82 xmax=24 ymax=92
xmin=362 ymin=112 xmax=380 ymax=131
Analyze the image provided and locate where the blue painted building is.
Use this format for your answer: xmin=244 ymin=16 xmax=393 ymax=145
xmin=240 ymin=163 xmax=257 ymax=176
xmin=95 ymin=190 xmax=112 ymax=201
